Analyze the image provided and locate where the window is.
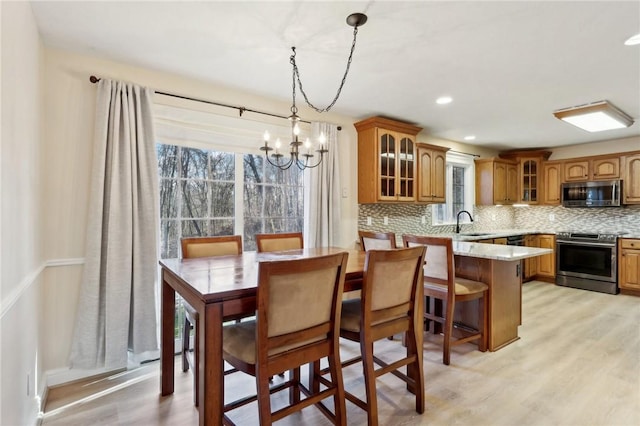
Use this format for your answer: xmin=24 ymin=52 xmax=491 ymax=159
xmin=432 ymin=152 xmax=475 ymax=225
xmin=158 ymin=145 xmax=304 ymax=256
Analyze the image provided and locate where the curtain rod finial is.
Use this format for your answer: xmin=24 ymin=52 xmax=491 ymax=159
xmin=89 ymin=75 xmax=100 ymax=83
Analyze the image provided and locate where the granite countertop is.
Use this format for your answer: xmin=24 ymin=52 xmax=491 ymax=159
xmin=452 ymin=241 xmax=552 ymax=261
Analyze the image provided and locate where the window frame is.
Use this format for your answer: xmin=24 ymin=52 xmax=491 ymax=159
xmin=431 ymin=152 xmax=476 ymax=226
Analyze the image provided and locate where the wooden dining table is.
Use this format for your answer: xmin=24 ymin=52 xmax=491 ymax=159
xmin=160 ymin=247 xmax=407 ymax=426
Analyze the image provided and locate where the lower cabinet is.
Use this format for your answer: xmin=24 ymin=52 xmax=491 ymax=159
xmin=537 ymin=234 xmax=556 ymax=279
xmin=619 ymin=239 xmax=640 ymax=291
xmin=524 ymin=235 xmax=538 ymax=281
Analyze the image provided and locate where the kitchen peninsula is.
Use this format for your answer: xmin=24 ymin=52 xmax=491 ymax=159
xmin=449 ymin=241 xmax=552 ymax=351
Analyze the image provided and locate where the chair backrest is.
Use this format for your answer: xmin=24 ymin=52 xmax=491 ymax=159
xmin=358 ymin=231 xmax=397 ymax=251
xmin=255 ymin=232 xmax=303 ymax=253
xmin=360 ymin=246 xmax=426 ymax=328
xmin=402 ymin=234 xmax=454 ymax=290
xmin=255 ymin=252 xmax=349 ymax=362
xmin=180 ymin=235 xmax=243 ymax=259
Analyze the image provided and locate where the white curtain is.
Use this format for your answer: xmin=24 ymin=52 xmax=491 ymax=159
xmin=304 ymin=122 xmax=342 ymax=247
xmin=70 ymin=79 xmax=160 ymax=369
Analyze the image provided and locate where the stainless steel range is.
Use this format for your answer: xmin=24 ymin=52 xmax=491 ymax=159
xmin=556 ymin=231 xmax=624 ymax=295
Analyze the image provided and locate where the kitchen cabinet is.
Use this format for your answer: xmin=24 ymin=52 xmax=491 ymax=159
xmin=622 ymin=153 xmax=640 ymax=204
xmin=500 ymin=151 xmax=552 ymax=204
xmin=355 ymin=116 xmax=422 ymax=203
xmin=542 ymin=161 xmax=563 ymax=205
xmin=475 ymin=158 xmax=518 ymax=205
xmin=537 ymin=234 xmax=555 ymax=279
xmin=524 ymin=234 xmax=539 ymax=281
xmin=619 ymin=239 xmax=640 ymax=291
xmin=416 ymin=143 xmax=448 ymax=203
xmin=563 ymin=156 xmax=620 ymax=182
xmin=493 ymin=238 xmax=507 ymax=245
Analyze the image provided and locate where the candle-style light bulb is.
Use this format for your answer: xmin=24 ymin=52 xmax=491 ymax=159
xmin=304 ymin=138 xmax=311 ymax=150
xmin=318 ymin=132 xmax=327 ymax=145
xmin=263 ymin=130 xmax=270 ymax=142
xmin=275 ymin=138 xmax=282 ymax=150
xmin=293 ymin=123 xmax=300 ymax=136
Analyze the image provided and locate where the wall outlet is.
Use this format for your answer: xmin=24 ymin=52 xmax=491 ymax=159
xmin=549 ymin=213 xmax=555 ymax=222
xmin=341 ymin=187 xmax=348 ymax=198
xmin=366 ymin=217 xmax=372 ymax=226
xmin=383 ymin=216 xmax=389 ymax=225
xmin=421 ymin=215 xmax=426 ymax=224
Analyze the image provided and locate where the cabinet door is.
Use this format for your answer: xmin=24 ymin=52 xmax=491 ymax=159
xmin=520 ymin=159 xmax=539 ymax=203
xmin=537 ymin=235 xmax=555 ymax=277
xmin=431 ymin=150 xmax=446 ymax=202
xmin=619 ymin=248 xmax=640 ymax=290
xmin=524 ymin=235 xmax=539 ymax=280
xmin=506 ymin=163 xmax=519 ymax=204
xmin=542 ymin=162 xmax=562 ymax=205
xmin=623 ymin=154 xmax=640 ymax=204
xmin=564 ymin=160 xmax=589 ymax=182
xmin=591 ymin=157 xmax=619 ymax=180
xmin=493 ymin=162 xmax=508 ymax=204
xmin=397 ymin=135 xmax=416 ymax=201
xmin=378 ymin=131 xmax=397 ymax=201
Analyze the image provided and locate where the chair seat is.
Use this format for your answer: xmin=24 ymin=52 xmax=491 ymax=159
xmin=223 ymin=320 xmax=326 ymax=365
xmin=339 ymin=298 xmax=408 ymax=333
xmin=424 ymin=277 xmax=488 ymax=296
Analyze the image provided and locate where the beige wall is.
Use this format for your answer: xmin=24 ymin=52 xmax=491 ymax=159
xmin=548 ymin=136 xmax=640 ymax=160
xmin=1 ymin=1 xmax=45 ymax=425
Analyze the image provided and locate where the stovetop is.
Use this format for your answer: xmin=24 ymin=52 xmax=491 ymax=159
xmin=556 ymin=230 xmax=628 ymax=243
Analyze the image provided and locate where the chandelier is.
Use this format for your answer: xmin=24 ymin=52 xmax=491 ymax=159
xmin=261 ymin=12 xmax=368 ymax=170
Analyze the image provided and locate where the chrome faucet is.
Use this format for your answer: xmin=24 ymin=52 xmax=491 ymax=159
xmin=455 ymin=210 xmax=474 ymax=233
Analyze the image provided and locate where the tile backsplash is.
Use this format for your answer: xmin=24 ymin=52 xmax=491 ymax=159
xmin=358 ymin=203 xmax=640 ymax=236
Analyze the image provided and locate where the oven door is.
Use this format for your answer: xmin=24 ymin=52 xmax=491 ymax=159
xmin=556 ymin=240 xmax=617 ymax=283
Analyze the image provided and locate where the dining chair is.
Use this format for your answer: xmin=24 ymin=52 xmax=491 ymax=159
xmin=316 ymin=246 xmax=426 ymax=426
xmin=402 ymin=234 xmax=488 ymax=365
xmin=358 ymin=230 xmax=397 ymax=251
xmin=255 ymin=232 xmax=304 ymax=252
xmin=222 ymin=252 xmax=349 ymax=425
xmin=180 ymin=235 xmax=243 ymax=406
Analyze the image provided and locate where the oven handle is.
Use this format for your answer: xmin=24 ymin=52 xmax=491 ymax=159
xmin=556 ymin=240 xmax=616 ymax=248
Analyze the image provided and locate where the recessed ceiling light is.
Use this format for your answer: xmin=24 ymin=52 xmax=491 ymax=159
xmin=624 ymin=33 xmax=640 ymax=46
xmin=464 ymin=135 xmax=476 ymax=141
xmin=436 ymin=96 xmax=452 ymax=105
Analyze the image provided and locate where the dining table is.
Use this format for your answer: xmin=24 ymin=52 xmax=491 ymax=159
xmin=160 ymin=247 xmax=399 ymax=426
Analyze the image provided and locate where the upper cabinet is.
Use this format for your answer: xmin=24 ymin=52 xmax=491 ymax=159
xmin=542 ymin=161 xmax=563 ymax=205
xmin=355 ymin=117 xmax=422 ymax=203
xmin=416 ymin=143 xmax=449 ymax=203
xmin=499 ymin=150 xmax=551 ymax=204
xmin=564 ymin=156 xmax=620 ymax=182
xmin=623 ymin=153 xmax=640 ymax=204
xmin=475 ymin=158 xmax=518 ymax=205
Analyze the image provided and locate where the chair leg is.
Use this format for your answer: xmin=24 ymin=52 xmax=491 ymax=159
xmin=406 ymin=325 xmax=425 ymax=413
xmin=182 ymin=318 xmax=190 ymax=373
xmin=443 ymin=297 xmax=455 ymax=366
xmin=310 ymin=360 xmax=321 ymax=394
xmin=256 ymin=367 xmax=273 ymax=426
xmin=193 ymin=322 xmax=199 ymax=407
xmin=360 ymin=338 xmax=379 ymax=426
xmin=289 ymin=367 xmax=301 ymax=405
xmin=328 ymin=353 xmax=347 ymax=425
xmin=478 ymin=295 xmax=488 ymax=352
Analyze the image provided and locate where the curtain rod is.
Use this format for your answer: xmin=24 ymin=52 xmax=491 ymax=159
xmin=89 ymin=75 xmax=334 ymax=128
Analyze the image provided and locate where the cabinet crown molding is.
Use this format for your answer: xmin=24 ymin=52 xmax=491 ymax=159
xmin=499 ymin=149 xmax=552 ymax=160
xmin=353 ymin=116 xmax=422 ymax=134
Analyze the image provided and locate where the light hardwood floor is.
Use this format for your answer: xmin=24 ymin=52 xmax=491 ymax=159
xmin=42 ymin=281 xmax=640 ymax=425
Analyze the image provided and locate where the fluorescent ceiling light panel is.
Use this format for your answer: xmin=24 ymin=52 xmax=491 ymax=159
xmin=553 ymin=100 xmax=634 ymax=132
xmin=624 ymin=33 xmax=640 ymax=45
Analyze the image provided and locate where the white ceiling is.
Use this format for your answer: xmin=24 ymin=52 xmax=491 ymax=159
xmin=30 ymin=1 xmax=640 ymax=150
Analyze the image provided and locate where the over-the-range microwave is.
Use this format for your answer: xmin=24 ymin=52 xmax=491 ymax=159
xmin=561 ymin=179 xmax=622 ymax=207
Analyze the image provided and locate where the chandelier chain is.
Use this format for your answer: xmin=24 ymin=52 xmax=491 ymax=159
xmin=290 ymin=26 xmax=360 ymax=113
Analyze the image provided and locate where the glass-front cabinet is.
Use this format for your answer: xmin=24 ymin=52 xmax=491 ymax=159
xmin=521 ymin=158 xmax=539 ymax=203
xmin=355 ymin=117 xmax=422 ymax=203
